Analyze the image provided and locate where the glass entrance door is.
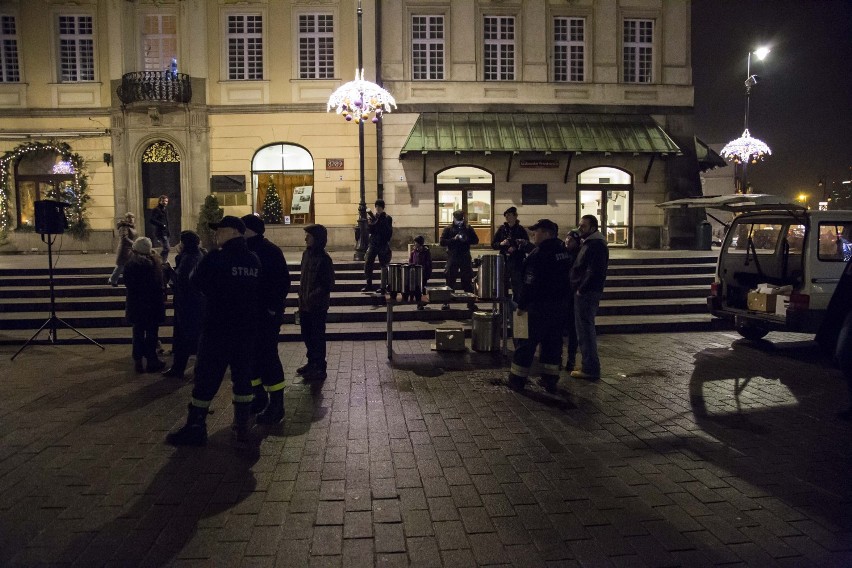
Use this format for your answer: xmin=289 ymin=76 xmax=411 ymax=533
xmin=436 ymin=186 xmax=492 ymax=244
xmin=578 ymin=186 xmax=631 ymax=246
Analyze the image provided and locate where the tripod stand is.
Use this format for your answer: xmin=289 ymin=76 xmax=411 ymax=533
xmin=11 ymin=233 xmax=105 ymax=360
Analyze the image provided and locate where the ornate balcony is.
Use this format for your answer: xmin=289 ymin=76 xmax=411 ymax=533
xmin=116 ymin=71 xmax=192 ymax=105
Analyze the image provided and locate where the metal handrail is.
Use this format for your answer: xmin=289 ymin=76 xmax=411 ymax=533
xmin=117 ymin=71 xmax=192 ymax=104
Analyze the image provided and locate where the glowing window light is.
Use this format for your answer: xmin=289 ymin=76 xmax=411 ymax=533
xmin=52 ymin=161 xmax=75 ymax=174
xmin=327 ymin=69 xmax=396 ymax=124
xmin=720 ymin=129 xmax=772 ymax=164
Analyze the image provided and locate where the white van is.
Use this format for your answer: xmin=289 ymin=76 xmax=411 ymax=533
xmin=658 ymin=195 xmax=852 ymax=339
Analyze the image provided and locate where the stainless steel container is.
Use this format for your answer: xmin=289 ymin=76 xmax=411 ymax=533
xmin=386 ymin=263 xmax=424 ymax=294
xmin=428 ymin=286 xmax=454 ymax=302
xmin=476 ymin=254 xmax=505 ymax=300
xmin=471 ymin=311 xmax=501 ymax=352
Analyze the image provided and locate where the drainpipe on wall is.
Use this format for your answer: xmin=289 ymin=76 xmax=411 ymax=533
xmin=375 ymin=0 xmax=384 ymax=201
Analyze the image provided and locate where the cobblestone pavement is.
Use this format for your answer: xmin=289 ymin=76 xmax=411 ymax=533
xmin=1 ymin=331 xmax=850 ymax=567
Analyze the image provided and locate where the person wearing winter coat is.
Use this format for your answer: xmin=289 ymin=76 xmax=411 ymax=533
xmin=491 ymin=206 xmax=529 ymax=299
xmin=405 ymin=235 xmax=433 ymax=309
xmin=440 ymin=210 xmax=479 ymax=293
xmin=363 ymin=199 xmax=393 ymax=292
xmin=562 ymin=230 xmax=582 ymax=373
xmin=162 ymin=230 xmax=206 ymax=379
xmin=149 ymin=195 xmax=171 ymax=262
xmin=297 ymin=224 xmax=335 ymax=382
xmin=570 ymin=215 xmax=609 ymax=380
xmin=108 ymin=213 xmax=137 ymax=287
xmin=123 ymin=237 xmax=166 ymax=373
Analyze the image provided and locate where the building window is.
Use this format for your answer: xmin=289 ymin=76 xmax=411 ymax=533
xmin=0 ymin=14 xmax=20 ymax=82
xmin=412 ymin=15 xmax=444 ymax=80
xmin=553 ymin=17 xmax=584 ymax=82
xmin=142 ymin=14 xmax=177 ymax=72
xmin=484 ymin=15 xmax=515 ymax=81
xmin=298 ymin=13 xmax=334 ymax=79
xmin=227 ymin=14 xmax=263 ymax=80
xmin=58 ymin=14 xmax=94 ymax=82
xmin=623 ymin=18 xmax=653 ymax=83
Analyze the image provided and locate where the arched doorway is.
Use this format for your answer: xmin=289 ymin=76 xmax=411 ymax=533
xmin=141 ymin=140 xmax=181 ymax=240
xmin=13 ymin=150 xmax=75 ymax=229
xmin=435 ymin=166 xmax=493 ymax=244
xmin=252 ymin=144 xmax=314 ymax=225
xmin=577 ymin=166 xmax=633 ymax=246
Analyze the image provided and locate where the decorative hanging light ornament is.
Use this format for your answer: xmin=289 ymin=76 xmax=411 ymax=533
xmin=720 ymin=129 xmax=772 ymax=164
xmin=327 ymin=69 xmax=396 ymax=124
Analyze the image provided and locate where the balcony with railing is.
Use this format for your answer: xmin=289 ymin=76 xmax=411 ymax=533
xmin=116 ymin=71 xmax=192 ymax=105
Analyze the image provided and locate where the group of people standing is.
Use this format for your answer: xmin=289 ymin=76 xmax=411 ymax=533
xmin=493 ymin=207 xmax=609 ymax=393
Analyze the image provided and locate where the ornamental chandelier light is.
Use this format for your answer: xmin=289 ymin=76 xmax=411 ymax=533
xmin=720 ymin=129 xmax=772 ymax=164
xmin=327 ymin=69 xmax=396 ymax=124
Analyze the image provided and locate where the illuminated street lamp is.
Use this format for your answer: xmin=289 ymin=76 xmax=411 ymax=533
xmin=327 ymin=0 xmax=396 ymax=260
xmin=721 ymin=47 xmax=771 ymax=192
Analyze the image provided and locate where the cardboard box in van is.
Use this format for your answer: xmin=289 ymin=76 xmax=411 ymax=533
xmin=747 ymin=291 xmax=777 ymax=312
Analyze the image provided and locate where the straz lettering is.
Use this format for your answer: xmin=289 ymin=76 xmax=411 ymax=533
xmin=232 ymin=266 xmax=259 ymax=277
xmin=554 ymin=253 xmax=570 ymax=261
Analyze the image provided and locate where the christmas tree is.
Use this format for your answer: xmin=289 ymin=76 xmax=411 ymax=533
xmin=196 ymin=194 xmax=223 ymax=250
xmin=261 ymin=182 xmax=283 ymax=224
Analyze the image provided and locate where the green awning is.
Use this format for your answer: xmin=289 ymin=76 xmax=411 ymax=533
xmin=695 ymin=136 xmax=728 ymax=172
xmin=400 ymin=112 xmax=682 ymax=157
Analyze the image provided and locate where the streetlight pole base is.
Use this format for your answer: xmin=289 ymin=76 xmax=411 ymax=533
xmin=354 ymin=217 xmax=369 ymax=261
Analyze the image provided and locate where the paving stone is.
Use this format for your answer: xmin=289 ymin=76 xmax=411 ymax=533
xmin=374 ymin=522 xmax=406 ymax=553
xmin=372 ymin=498 xmax=402 ymax=524
xmin=341 ymin=538 xmax=374 ymax=568
xmin=316 ymin=501 xmax=345 ymax=526
xmin=310 ymin=525 xmax=343 ymax=556
xmin=402 ymin=508 xmax=435 ymax=537
xmin=427 ymin=497 xmax=460 ymax=522
xmin=406 ymin=536 xmax=442 ymax=567
xmin=468 ymin=532 xmax=508 ymax=565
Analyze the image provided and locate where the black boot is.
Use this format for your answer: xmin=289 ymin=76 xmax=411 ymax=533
xmin=134 ymin=359 xmax=144 ymax=373
xmin=146 ymin=357 xmax=166 ymax=373
xmin=257 ymin=390 xmax=285 ymax=425
xmin=232 ymin=401 xmax=252 ymax=443
xmin=538 ymin=374 xmax=560 ymax=394
xmin=166 ymin=404 xmax=208 ymax=446
xmin=507 ymin=373 xmax=526 ymax=392
xmin=250 ymin=385 xmax=268 ymax=415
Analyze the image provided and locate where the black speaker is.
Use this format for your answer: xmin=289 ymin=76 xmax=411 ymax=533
xmin=34 ymin=200 xmax=69 ymax=235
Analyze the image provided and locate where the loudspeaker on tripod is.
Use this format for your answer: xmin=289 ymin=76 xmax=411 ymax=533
xmin=34 ymin=200 xmax=69 ymax=235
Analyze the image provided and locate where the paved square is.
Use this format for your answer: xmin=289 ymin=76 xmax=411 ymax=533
xmin=1 ymin=331 xmax=851 ymax=566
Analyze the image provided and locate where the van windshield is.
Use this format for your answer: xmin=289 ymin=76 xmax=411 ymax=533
xmin=818 ymin=223 xmax=852 ymax=262
xmin=726 ymin=223 xmax=782 ymax=254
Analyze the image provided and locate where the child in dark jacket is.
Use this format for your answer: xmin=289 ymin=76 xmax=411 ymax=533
xmin=406 ymin=235 xmax=433 ymax=309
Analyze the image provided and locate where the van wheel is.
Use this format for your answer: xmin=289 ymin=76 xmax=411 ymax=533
xmin=736 ymin=324 xmax=769 ymax=340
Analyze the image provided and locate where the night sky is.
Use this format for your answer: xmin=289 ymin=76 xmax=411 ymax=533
xmin=691 ymin=0 xmax=852 ymax=202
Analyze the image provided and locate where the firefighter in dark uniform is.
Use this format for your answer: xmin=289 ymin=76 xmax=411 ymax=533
xmin=241 ymin=214 xmax=290 ymax=425
xmin=440 ymin=209 xmax=479 ymax=293
xmin=166 ymin=216 xmax=261 ymax=446
xmin=508 ymin=219 xmax=573 ymax=394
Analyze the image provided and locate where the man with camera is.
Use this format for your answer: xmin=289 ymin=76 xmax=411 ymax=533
xmin=440 ymin=209 xmax=479 ymax=294
xmin=363 ymin=199 xmax=393 ymax=292
xmin=491 ymin=206 xmax=529 ymax=299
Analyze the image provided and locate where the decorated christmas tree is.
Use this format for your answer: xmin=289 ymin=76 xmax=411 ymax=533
xmin=261 ymin=182 xmax=283 ymax=224
xmin=196 ymin=194 xmax=223 ymax=250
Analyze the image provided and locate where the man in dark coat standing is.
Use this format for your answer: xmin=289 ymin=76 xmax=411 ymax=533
xmin=491 ymin=206 xmax=529 ymax=299
xmin=149 ymin=194 xmax=171 ymax=263
xmin=242 ymin=214 xmax=291 ymax=425
xmin=163 ymin=230 xmax=206 ymax=379
xmin=363 ymin=199 xmax=393 ymax=292
xmin=508 ymin=219 xmax=573 ymax=393
xmin=297 ymin=224 xmax=335 ymax=382
xmin=440 ymin=210 xmax=479 ymax=293
xmin=166 ymin=216 xmax=261 ymax=446
xmin=570 ymin=214 xmax=609 ymax=381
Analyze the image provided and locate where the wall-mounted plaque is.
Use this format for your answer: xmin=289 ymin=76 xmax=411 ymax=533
xmin=326 ymin=158 xmax=344 ymax=170
xmin=210 ymin=175 xmax=246 ymax=192
xmin=522 ymin=184 xmax=548 ymax=205
xmin=520 ymin=159 xmax=559 ymax=169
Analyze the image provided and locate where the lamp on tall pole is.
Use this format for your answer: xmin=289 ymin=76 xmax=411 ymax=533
xmin=327 ymin=0 xmax=396 ymax=260
xmin=721 ymin=47 xmax=772 ymax=193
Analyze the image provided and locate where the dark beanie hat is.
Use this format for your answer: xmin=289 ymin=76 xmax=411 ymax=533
xmin=414 ymin=235 xmax=425 ymax=245
xmin=179 ymin=230 xmax=200 ymax=248
xmin=241 ymin=214 xmax=265 ymax=235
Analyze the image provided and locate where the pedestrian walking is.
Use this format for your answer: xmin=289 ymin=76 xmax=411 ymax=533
xmin=297 ymin=224 xmax=335 ymax=382
xmin=108 ymin=212 xmax=137 ymax=287
xmin=562 ymin=230 xmax=582 ymax=372
xmin=123 ymin=237 xmax=166 ymax=373
xmin=150 ymin=195 xmax=171 ymax=263
xmin=570 ymin=215 xmax=609 ymax=380
xmin=363 ymin=199 xmax=393 ymax=292
xmin=507 ymin=219 xmax=573 ymax=393
xmin=162 ymin=230 xmax=206 ymax=379
xmin=166 ymin=216 xmax=261 ymax=446
xmin=242 ymin=214 xmax=291 ymax=425
xmin=405 ymin=235 xmax=432 ymax=309
xmin=440 ymin=210 xmax=479 ymax=294
xmin=491 ymin=206 xmax=529 ymax=299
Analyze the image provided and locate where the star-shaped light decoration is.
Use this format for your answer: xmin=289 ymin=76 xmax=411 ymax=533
xmin=720 ymin=129 xmax=772 ymax=164
xmin=327 ymin=69 xmax=396 ymax=124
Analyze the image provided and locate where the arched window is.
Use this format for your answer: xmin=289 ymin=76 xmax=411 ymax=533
xmin=14 ymin=150 xmax=74 ymax=229
xmin=252 ymin=144 xmax=314 ymax=225
xmin=577 ymin=166 xmax=633 ymax=246
xmin=435 ymin=166 xmax=493 ymax=244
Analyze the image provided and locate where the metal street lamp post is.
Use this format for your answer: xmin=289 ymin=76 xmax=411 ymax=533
xmin=327 ymin=0 xmax=396 ymax=261
xmin=721 ymin=47 xmax=771 ymax=193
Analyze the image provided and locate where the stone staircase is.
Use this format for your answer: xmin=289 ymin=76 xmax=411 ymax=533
xmin=0 ymin=254 xmax=727 ymax=345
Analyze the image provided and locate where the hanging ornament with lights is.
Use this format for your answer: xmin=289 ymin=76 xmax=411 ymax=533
xmin=327 ymin=69 xmax=396 ymax=124
xmin=720 ymin=129 xmax=772 ymax=164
